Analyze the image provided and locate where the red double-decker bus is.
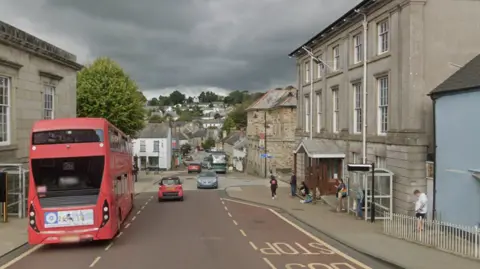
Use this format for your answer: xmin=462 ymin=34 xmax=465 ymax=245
xmin=27 ymin=118 xmax=134 ymax=244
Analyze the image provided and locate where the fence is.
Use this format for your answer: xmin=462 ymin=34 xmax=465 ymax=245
xmin=0 ymin=164 xmax=29 ymax=219
xmin=384 ymin=213 xmax=480 ymax=259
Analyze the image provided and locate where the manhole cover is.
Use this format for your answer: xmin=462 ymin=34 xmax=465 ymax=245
xmin=291 ymin=208 xmax=304 ymax=211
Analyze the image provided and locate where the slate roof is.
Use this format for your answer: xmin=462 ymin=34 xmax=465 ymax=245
xmin=233 ymin=138 xmax=247 ymax=150
xmin=174 ymin=132 xmax=188 ymax=140
xmin=246 ymin=86 xmax=297 ymax=111
xmin=137 ymin=123 xmax=170 ymax=138
xmin=224 ymin=131 xmax=241 ymax=145
xmin=192 ymin=129 xmax=207 ymax=138
xmin=294 ymin=139 xmax=343 ymax=157
xmin=429 ymin=54 xmax=480 ymax=97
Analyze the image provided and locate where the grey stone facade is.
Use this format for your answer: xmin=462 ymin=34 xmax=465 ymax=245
xmin=290 ymin=0 xmax=480 ymax=214
xmin=0 ymin=20 xmax=82 ymax=163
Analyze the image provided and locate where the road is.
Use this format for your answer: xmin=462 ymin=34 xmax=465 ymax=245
xmin=0 ymin=172 xmax=394 ymax=269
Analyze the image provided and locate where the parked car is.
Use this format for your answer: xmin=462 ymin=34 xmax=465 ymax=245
xmin=201 ymin=157 xmax=210 ymax=169
xmin=158 ymin=177 xmax=184 ymax=201
xmin=197 ymin=171 xmax=218 ymax=189
xmin=187 ymin=162 xmax=202 ymax=173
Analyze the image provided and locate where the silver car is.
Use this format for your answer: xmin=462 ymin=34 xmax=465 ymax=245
xmin=197 ymin=171 xmax=218 ymax=189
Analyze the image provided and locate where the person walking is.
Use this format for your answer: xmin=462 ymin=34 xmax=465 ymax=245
xmin=335 ymin=178 xmax=347 ymax=212
xmin=290 ymin=172 xmax=297 ymax=197
xmin=270 ymin=175 xmax=278 ymax=199
xmin=414 ymin=189 xmax=428 ymax=231
xmin=133 ymin=163 xmax=139 ymax=182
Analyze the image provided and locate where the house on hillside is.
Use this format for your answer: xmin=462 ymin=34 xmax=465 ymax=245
xmin=232 ymin=137 xmax=247 ymax=172
xmin=222 ymin=131 xmax=243 ymax=162
xmin=246 ymin=86 xmax=297 ymax=177
xmin=289 ymin=0 xmax=480 ymax=215
xmin=0 ymin=20 xmax=82 ymax=163
xmin=133 ymin=123 xmax=172 ymax=170
xmin=428 ymin=54 xmax=480 ymax=226
xmin=190 ymin=129 xmax=207 ymax=147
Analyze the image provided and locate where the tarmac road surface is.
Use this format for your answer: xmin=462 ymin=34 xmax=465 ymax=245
xmin=0 ymin=190 xmax=393 ymax=269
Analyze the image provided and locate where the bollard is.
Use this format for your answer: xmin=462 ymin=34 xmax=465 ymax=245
xmin=0 ymin=172 xmax=7 ymax=222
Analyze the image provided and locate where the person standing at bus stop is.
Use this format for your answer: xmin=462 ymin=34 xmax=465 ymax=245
xmin=289 ymin=172 xmax=297 ymax=197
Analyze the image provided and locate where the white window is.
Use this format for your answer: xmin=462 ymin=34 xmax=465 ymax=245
xmin=377 ymin=77 xmax=389 ymax=134
xmin=353 ymin=34 xmax=362 ymax=63
xmin=43 ymin=85 xmax=55 ymax=120
xmin=333 ymin=46 xmax=340 ymax=71
xmin=153 ymin=140 xmax=159 ymax=152
xmin=378 ymin=20 xmax=389 ymax=54
xmin=332 ymin=88 xmax=339 ymax=133
xmin=305 ymin=61 xmax=310 ymax=83
xmin=353 ymin=83 xmax=362 ymax=134
xmin=352 ymin=152 xmax=359 ymax=164
xmin=304 ymin=95 xmax=310 ymax=132
xmin=375 ymin=156 xmax=386 ymax=168
xmin=316 ymin=91 xmax=322 ymax=133
xmin=316 ymin=54 xmax=323 ymax=79
xmin=0 ymin=76 xmax=10 ymax=145
xmin=140 ymin=140 xmax=146 ymax=152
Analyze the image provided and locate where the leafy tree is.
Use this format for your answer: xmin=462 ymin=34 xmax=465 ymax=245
xmin=178 ymin=111 xmax=194 ymax=122
xmin=180 ymin=143 xmax=192 ymax=156
xmin=187 ymin=96 xmax=194 ymax=104
xmin=148 ymin=97 xmax=159 ymax=106
xmin=169 ymin=90 xmax=186 ymax=105
xmin=158 ymin=96 xmax=171 ymax=106
xmin=149 ymin=114 xmax=163 ymax=123
xmin=214 ymin=113 xmax=222 ymax=119
xmin=202 ymin=138 xmax=216 ymax=150
xmin=208 ymin=103 xmax=214 ymax=108
xmin=77 ymin=57 xmax=145 ymax=136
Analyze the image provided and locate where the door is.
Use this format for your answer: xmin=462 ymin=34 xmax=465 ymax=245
xmin=322 ymin=158 xmax=342 ymax=195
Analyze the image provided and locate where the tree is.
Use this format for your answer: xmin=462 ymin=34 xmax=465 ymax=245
xmin=158 ymin=96 xmax=171 ymax=106
xmin=214 ymin=113 xmax=222 ymax=119
xmin=169 ymin=90 xmax=186 ymax=105
xmin=148 ymin=97 xmax=159 ymax=106
xmin=77 ymin=57 xmax=145 ymax=136
xmin=180 ymin=143 xmax=192 ymax=156
xmin=208 ymin=103 xmax=214 ymax=108
xmin=178 ymin=111 xmax=194 ymax=122
xmin=149 ymin=114 xmax=163 ymax=123
xmin=202 ymin=138 xmax=216 ymax=150
xmin=187 ymin=96 xmax=194 ymax=104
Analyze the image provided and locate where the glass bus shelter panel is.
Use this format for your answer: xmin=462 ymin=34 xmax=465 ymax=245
xmin=364 ymin=168 xmax=394 ymax=221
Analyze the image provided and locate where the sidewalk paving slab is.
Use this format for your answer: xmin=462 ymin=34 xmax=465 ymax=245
xmin=225 ymin=185 xmax=480 ymax=269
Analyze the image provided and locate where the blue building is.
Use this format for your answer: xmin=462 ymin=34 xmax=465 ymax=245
xmin=429 ymin=54 xmax=480 ymax=226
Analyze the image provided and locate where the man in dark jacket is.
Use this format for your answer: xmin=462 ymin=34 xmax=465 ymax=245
xmin=290 ymin=172 xmax=297 ymax=197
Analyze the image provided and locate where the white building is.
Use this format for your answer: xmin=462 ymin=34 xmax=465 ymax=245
xmin=133 ymin=123 xmax=172 ymax=170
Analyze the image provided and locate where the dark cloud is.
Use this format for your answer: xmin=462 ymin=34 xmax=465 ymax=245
xmin=2 ymin=0 xmax=360 ymax=94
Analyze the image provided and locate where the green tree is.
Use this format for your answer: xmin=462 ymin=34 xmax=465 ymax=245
xmin=187 ymin=96 xmax=194 ymax=104
xmin=148 ymin=97 xmax=159 ymax=106
xmin=178 ymin=111 xmax=193 ymax=122
xmin=77 ymin=57 xmax=145 ymax=136
xmin=158 ymin=96 xmax=171 ymax=106
xmin=149 ymin=114 xmax=163 ymax=123
xmin=208 ymin=103 xmax=214 ymax=108
xmin=180 ymin=143 xmax=192 ymax=156
xmin=202 ymin=138 xmax=216 ymax=150
xmin=169 ymin=90 xmax=186 ymax=105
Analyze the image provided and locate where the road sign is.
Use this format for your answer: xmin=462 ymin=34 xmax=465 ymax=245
xmin=261 ymin=154 xmax=273 ymax=159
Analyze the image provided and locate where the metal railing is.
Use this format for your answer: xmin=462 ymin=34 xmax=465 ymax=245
xmin=384 ymin=213 xmax=480 ymax=259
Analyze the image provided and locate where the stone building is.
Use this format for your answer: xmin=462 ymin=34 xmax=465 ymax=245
xmin=246 ymin=86 xmax=296 ymax=177
xmin=0 ymin=20 xmax=82 ymax=163
xmin=289 ymin=0 xmax=480 ymax=214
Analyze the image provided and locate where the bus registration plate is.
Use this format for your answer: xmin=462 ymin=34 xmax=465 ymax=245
xmin=60 ymin=235 xmax=80 ymax=242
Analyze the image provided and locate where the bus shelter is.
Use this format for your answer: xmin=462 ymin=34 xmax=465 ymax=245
xmin=348 ymin=168 xmax=394 ymax=221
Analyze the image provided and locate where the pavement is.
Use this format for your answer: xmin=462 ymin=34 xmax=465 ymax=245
xmin=225 ymin=185 xmax=480 ymax=269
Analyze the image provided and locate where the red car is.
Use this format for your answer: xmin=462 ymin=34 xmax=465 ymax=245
xmin=187 ymin=162 xmax=202 ymax=173
xmin=158 ymin=177 xmax=184 ymax=201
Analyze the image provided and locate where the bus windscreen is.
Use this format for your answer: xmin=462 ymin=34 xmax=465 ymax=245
xmin=32 ymin=129 xmax=104 ymax=145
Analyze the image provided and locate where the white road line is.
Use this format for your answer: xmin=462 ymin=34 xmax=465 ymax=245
xmin=89 ymin=256 xmax=101 ymax=268
xmin=150 ymin=195 xmax=154 ymax=199
xmin=232 ymin=220 xmax=238 ymax=225
xmin=263 ymin=257 xmax=277 ymax=269
xmin=224 ymin=206 xmax=228 ymax=211
xmin=105 ymin=242 xmax=114 ymax=251
xmin=141 ymin=206 xmax=146 ymax=210
xmin=239 ymin=229 xmax=247 ymax=237
xmin=137 ymin=211 xmax=141 ymax=215
xmin=0 ymin=244 xmax=43 ymax=269
xmin=125 ymin=223 xmax=131 ymax=229
xmin=116 ymin=232 xmax=124 ymax=238
xmin=267 ymin=208 xmax=372 ymax=269
xmin=226 ymin=198 xmax=372 ymax=269
xmin=132 ymin=216 xmax=137 ymax=221
xmin=221 ymin=201 xmax=225 ymax=204
xmin=227 ymin=212 xmax=232 ymax=218
xmin=249 ymin=241 xmax=258 ymax=250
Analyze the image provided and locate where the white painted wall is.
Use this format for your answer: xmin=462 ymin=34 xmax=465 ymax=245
xmin=132 ymin=131 xmax=172 ymax=170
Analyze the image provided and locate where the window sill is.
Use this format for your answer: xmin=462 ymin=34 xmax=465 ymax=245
xmin=326 ymin=70 xmax=343 ymax=79
xmin=0 ymin=144 xmax=18 ymax=152
xmin=368 ymin=52 xmax=391 ymax=64
xmin=348 ymin=62 xmax=364 ymax=71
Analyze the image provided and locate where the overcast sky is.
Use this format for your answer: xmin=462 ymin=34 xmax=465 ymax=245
xmin=1 ymin=0 xmax=360 ymax=98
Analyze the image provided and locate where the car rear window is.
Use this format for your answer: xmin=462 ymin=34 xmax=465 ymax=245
xmin=161 ymin=178 xmax=180 ymax=185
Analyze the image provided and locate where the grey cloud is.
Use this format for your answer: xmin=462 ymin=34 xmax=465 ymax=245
xmin=3 ymin=0 xmax=360 ymax=94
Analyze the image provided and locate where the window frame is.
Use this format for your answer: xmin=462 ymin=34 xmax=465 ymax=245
xmin=352 ymin=83 xmax=362 ymax=134
xmin=0 ymin=76 xmax=11 ymax=146
xmin=43 ymin=85 xmax=55 ymax=120
xmin=140 ymin=140 xmax=146 ymax=152
xmin=353 ymin=34 xmax=362 ymax=64
xmin=377 ymin=76 xmax=389 ymax=135
xmin=316 ymin=53 xmax=324 ymax=79
xmin=305 ymin=61 xmax=310 ymax=83
xmin=316 ymin=91 xmax=322 ymax=133
xmin=333 ymin=45 xmax=340 ymax=71
xmin=304 ymin=95 xmax=310 ymax=133
xmin=332 ymin=88 xmax=339 ymax=133
xmin=377 ymin=20 xmax=389 ymax=54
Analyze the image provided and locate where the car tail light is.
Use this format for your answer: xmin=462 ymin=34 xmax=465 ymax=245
xmin=29 ymin=203 xmax=39 ymax=232
xmin=176 ymin=185 xmax=182 ymax=190
xmin=100 ymin=200 xmax=109 ymax=228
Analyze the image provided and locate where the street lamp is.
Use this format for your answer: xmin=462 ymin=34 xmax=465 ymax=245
xmin=301 ymin=46 xmax=333 ymax=140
